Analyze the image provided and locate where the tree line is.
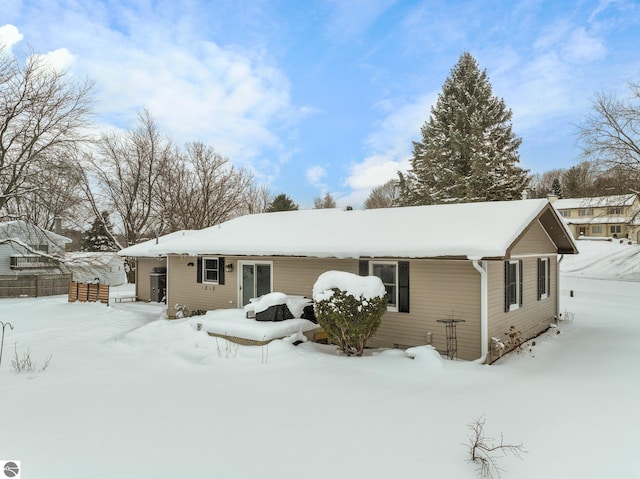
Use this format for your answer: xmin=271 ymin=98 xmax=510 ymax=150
xmin=0 ymin=46 xmax=282 ymax=254
xmin=2 ymin=44 xmax=639 ymax=253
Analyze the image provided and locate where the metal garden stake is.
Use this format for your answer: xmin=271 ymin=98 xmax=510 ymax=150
xmin=0 ymin=321 xmax=14 ymax=368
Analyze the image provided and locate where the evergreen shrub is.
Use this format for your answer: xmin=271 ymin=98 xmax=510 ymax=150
xmin=314 ymin=288 xmax=387 ymax=356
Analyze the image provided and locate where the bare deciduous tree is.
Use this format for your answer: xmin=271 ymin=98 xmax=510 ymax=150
xmin=0 ymin=46 xmax=93 ymax=215
xmin=578 ymin=83 xmax=640 ymax=194
xmin=160 ymin=142 xmax=256 ymax=230
xmin=313 ymin=192 xmax=336 ymax=209
xmin=235 ymin=183 xmax=271 ymax=216
xmin=10 ymin=153 xmax=86 ymax=230
xmin=84 ymin=109 xmax=171 ymax=248
xmin=364 ymin=179 xmax=398 ymax=209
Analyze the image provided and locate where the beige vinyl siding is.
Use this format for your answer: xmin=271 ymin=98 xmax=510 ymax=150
xmin=510 ymin=220 xmax=557 ymax=255
xmin=135 ymin=257 xmax=166 ymax=301
xmin=272 ymin=257 xmax=359 ymax=295
xmin=167 ymin=256 xmax=358 ymax=316
xmin=370 ymin=259 xmax=482 ymax=361
xmin=486 ymin=256 xmax=557 ymax=360
xmin=167 ymin=255 xmax=237 ymax=314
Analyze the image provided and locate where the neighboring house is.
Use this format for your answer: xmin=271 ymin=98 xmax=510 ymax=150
xmin=119 ymin=199 xmax=577 ymax=362
xmin=0 ymin=220 xmax=71 ymax=274
xmin=63 ymin=252 xmax=127 ymax=286
xmin=551 ymin=194 xmax=640 ymax=242
xmin=0 ymin=220 xmax=73 ymax=298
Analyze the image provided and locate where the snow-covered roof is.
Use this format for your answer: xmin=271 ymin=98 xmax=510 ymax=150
xmin=131 ymin=199 xmax=576 ymax=260
xmin=118 ymin=230 xmax=196 ymax=257
xmin=563 ymin=216 xmax=629 ymax=225
xmin=0 ymin=220 xmax=72 ymax=246
xmin=553 ymin=194 xmax=638 ymax=210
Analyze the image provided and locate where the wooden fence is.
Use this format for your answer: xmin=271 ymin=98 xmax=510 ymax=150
xmin=68 ymin=281 xmax=110 ymax=305
xmin=0 ymin=273 xmax=73 ymax=298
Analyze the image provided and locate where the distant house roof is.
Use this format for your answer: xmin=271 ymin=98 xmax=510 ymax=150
xmin=553 ymin=194 xmax=638 ymax=210
xmin=122 ymin=199 xmax=576 ymax=260
xmin=0 ymin=220 xmax=72 ymax=247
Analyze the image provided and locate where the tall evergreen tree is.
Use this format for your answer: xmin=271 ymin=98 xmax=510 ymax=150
xmin=81 ymin=211 xmax=118 ymax=252
xmin=550 ymin=177 xmax=563 ymax=198
xmin=266 ymin=193 xmax=298 ymax=212
xmin=398 ymin=52 xmax=528 ymax=205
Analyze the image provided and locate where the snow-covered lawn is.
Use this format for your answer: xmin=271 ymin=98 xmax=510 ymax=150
xmin=1 ymin=240 xmax=639 ymax=478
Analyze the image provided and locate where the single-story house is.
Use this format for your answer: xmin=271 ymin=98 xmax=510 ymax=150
xmin=118 ymin=199 xmax=577 ymax=362
xmin=551 ymin=194 xmax=640 ymax=242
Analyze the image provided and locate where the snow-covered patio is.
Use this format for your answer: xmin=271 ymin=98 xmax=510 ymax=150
xmin=1 ymin=239 xmax=639 ymax=478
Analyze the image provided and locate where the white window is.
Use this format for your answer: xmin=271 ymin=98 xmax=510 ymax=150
xmin=559 ymin=210 xmax=569 ymax=217
xmin=505 ymin=260 xmax=521 ymax=312
xmin=538 ymin=258 xmax=550 ymax=300
xmin=591 ymin=225 xmax=603 ymax=234
xmin=579 ymin=208 xmax=592 ymax=216
xmin=202 ymin=257 xmax=220 ymax=283
xmin=370 ymin=261 xmax=398 ymax=311
xmin=610 ymin=225 xmax=622 ymax=235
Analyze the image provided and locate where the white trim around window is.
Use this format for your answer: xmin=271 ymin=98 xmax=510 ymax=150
xmin=505 ymin=260 xmax=521 ymax=312
xmin=369 ymin=261 xmax=398 ymax=312
xmin=538 ymin=257 xmax=550 ymax=300
xmin=202 ymin=256 xmax=221 ymax=284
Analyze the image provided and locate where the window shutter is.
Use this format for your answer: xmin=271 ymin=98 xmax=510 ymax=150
xmin=218 ymin=257 xmax=225 ymax=285
xmin=196 ymin=257 xmax=202 ymax=284
xmin=519 ymin=260 xmax=523 ymax=307
xmin=537 ymin=258 xmax=542 ymax=300
xmin=504 ymin=261 xmax=509 ymax=312
xmin=398 ymin=261 xmax=410 ymax=313
xmin=359 ymin=260 xmax=369 ymax=276
xmin=547 ymin=257 xmax=551 ymax=298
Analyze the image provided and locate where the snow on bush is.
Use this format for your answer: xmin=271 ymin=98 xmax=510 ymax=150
xmin=312 ymin=271 xmax=387 ymax=356
xmin=312 ymin=270 xmax=386 ymax=302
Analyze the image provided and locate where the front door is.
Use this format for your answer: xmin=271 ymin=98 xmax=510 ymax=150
xmin=239 ymin=262 xmax=272 ymax=306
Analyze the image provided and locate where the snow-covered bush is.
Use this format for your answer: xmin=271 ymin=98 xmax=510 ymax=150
xmin=312 ymin=271 xmax=387 ymax=356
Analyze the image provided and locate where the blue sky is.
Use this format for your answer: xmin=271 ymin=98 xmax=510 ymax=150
xmin=2 ymin=0 xmax=639 ymax=208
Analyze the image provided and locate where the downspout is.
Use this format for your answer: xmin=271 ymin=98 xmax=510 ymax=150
xmin=165 ymin=255 xmax=170 ymax=307
xmin=556 ymin=254 xmax=564 ymax=322
xmin=472 ymin=260 xmax=489 ymax=364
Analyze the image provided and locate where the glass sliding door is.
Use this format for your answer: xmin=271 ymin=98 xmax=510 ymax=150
xmin=239 ymin=262 xmax=272 ymax=306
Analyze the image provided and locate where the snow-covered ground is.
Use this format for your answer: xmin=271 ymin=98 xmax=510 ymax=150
xmin=1 ymin=240 xmax=639 ymax=478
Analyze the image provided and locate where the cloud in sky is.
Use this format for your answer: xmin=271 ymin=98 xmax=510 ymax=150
xmin=3 ymin=2 xmax=302 ymax=180
xmin=0 ymin=24 xmax=23 ymax=51
xmin=344 ymin=92 xmax=436 ymax=195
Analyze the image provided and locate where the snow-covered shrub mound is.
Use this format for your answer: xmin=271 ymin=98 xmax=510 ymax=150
xmin=312 ymin=271 xmax=387 ymax=356
xmin=312 ymin=270 xmax=386 ymax=301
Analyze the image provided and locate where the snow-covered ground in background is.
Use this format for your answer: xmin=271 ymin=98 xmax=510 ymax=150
xmin=1 ymin=240 xmax=639 ymax=478
xmin=562 ymin=238 xmax=640 ymax=281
